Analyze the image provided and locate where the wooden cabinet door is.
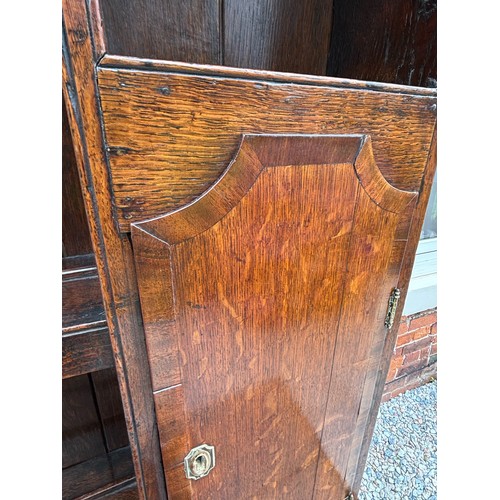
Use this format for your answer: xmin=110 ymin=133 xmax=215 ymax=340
xmin=131 ymin=134 xmax=418 ymax=499
xmin=64 ymin=2 xmax=436 ymax=493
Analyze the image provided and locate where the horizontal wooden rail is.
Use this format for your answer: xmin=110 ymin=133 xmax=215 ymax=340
xmin=63 ymin=327 xmax=114 ymax=378
xmin=62 ymin=260 xmax=114 ymax=378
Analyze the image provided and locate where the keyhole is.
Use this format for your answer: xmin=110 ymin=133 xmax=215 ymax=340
xmin=193 ymin=453 xmax=208 ymax=474
xmin=184 ymin=444 xmax=215 ymax=480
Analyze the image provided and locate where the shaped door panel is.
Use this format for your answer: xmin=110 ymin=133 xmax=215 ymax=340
xmin=132 ymin=135 xmax=417 ymax=499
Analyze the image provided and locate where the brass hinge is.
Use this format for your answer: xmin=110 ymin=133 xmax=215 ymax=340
xmin=384 ymin=288 xmax=400 ymax=329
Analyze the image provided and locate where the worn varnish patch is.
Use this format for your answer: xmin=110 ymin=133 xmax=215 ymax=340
xmin=97 ymin=67 xmax=435 ymax=232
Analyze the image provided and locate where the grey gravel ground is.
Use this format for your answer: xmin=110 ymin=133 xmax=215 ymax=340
xmin=359 ymin=380 xmax=437 ymax=500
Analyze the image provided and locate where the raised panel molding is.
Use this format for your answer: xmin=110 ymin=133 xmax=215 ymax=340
xmin=131 ymin=135 xmax=417 ymax=498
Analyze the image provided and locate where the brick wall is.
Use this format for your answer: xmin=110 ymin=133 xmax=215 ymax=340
xmin=382 ymin=308 xmax=437 ymax=402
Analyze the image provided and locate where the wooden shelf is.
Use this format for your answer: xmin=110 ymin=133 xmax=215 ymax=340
xmin=62 ymin=447 xmax=136 ymax=500
xmin=62 ymin=264 xmax=107 ymax=333
xmin=63 ymin=326 xmax=114 ymax=379
xmin=62 ymin=261 xmax=114 ymax=378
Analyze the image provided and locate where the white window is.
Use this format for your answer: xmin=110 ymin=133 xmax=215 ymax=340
xmin=403 ymin=172 xmax=437 ymax=315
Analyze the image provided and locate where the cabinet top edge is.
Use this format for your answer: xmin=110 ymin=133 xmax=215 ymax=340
xmin=98 ymin=54 xmax=437 ymax=98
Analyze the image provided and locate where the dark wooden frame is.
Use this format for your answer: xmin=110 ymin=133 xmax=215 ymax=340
xmin=62 ymin=0 xmax=437 ymax=497
xmin=63 ymin=0 xmax=167 ymax=497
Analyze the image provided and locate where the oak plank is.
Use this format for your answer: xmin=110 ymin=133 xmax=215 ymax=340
xmin=99 ymin=54 xmax=437 ymax=96
xmin=99 ymin=0 xmax=221 ymax=64
xmin=224 ymin=0 xmax=333 ymax=75
xmin=97 ymin=66 xmax=436 ymax=230
xmin=91 ymin=368 xmax=130 ymax=451
xmin=131 ymin=227 xmax=181 ymax=391
xmin=63 ymin=93 xmax=93 ymax=257
xmin=63 ymin=327 xmax=114 ymax=378
xmin=62 ymin=274 xmax=106 ymax=333
xmin=328 ymin=0 xmax=436 ymax=87
xmin=154 ymin=385 xmax=191 ymax=471
xmin=312 ymin=194 xmax=416 ymax=498
xmin=62 ymin=375 xmax=106 ymax=469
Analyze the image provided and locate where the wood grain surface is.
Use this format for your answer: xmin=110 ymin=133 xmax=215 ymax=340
xmin=63 ymin=1 xmax=437 ymax=497
xmin=100 ymin=0 xmax=221 ymax=64
xmin=94 ymin=0 xmax=435 ymax=86
xmin=99 ymin=55 xmax=437 ymax=96
xmin=327 ymin=0 xmax=437 ymax=87
xmin=132 ymin=135 xmax=417 ymax=498
xmin=63 ymin=0 xmax=166 ymax=496
xmin=352 ymin=128 xmax=437 ymax=491
xmin=62 ymin=257 xmax=113 ymax=378
xmin=224 ymin=0 xmax=333 ymax=75
xmin=98 ymin=0 xmax=333 ymax=74
xmin=63 ymin=327 xmax=114 ymax=378
xmin=62 ymin=375 xmax=107 ymax=469
xmin=92 ymin=368 xmax=130 ymax=452
xmin=97 ymin=481 xmax=139 ymax=500
xmin=62 ymin=446 xmax=135 ymax=500
xmin=63 ymin=93 xmax=93 ymax=257
xmin=62 ymin=253 xmax=95 ymax=272
xmin=97 ymin=63 xmax=435 ymax=231
xmin=62 ymin=271 xmax=106 ymax=333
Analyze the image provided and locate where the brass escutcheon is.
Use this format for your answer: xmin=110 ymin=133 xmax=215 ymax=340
xmin=184 ymin=444 xmax=215 ymax=480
